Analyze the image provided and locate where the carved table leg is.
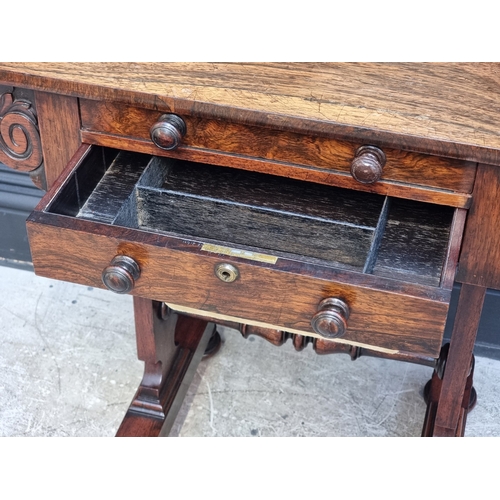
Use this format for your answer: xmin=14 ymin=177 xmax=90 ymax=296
xmin=203 ymin=329 xmax=222 ymax=359
xmin=422 ymin=284 xmax=485 ymax=437
xmin=422 ymin=344 xmax=477 ymax=436
xmin=116 ymin=297 xmax=215 ymax=437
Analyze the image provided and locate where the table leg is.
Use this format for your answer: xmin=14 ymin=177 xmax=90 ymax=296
xmin=116 ymin=297 xmax=215 ymax=437
xmin=422 ymin=283 xmax=485 ymax=436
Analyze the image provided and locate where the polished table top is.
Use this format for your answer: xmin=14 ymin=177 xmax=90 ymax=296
xmin=0 ymin=62 xmax=499 ymax=164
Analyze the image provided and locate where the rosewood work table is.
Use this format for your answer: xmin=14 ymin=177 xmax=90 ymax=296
xmin=1 ymin=63 xmax=499 ymax=437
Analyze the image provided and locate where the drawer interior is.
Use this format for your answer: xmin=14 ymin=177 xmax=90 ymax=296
xmin=47 ymin=147 xmax=456 ymax=287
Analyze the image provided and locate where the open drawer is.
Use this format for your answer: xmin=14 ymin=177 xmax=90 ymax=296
xmin=27 ymin=145 xmax=466 ymax=357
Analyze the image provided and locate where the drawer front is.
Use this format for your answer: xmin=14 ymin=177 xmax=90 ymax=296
xmin=27 ymin=218 xmax=450 ymax=357
xmin=27 ymin=145 xmax=464 ymax=358
xmin=79 ymin=99 xmax=476 ymax=208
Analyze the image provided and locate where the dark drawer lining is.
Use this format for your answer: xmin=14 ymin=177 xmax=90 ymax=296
xmin=47 ymin=147 xmax=456 ymax=287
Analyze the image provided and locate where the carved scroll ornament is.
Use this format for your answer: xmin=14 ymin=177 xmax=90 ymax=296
xmin=0 ymin=92 xmax=43 ymax=171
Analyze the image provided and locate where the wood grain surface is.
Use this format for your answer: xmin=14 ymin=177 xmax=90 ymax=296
xmin=433 ymin=284 xmax=486 ymax=435
xmin=456 ymin=163 xmax=500 ymax=289
xmin=0 ymin=63 xmax=499 ymax=164
xmin=81 ymin=131 xmax=473 ymax=208
xmin=79 ymin=98 xmax=477 ymax=199
xmin=0 ymin=86 xmax=43 ymax=174
xmin=116 ymin=298 xmax=213 ymax=437
xmin=34 ymin=91 xmax=81 ymax=189
xmin=27 ymin=208 xmax=453 ymax=357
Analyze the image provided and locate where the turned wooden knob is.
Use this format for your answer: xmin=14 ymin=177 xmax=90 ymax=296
xmin=350 ymin=145 xmax=386 ymax=184
xmin=311 ymin=298 xmax=350 ymax=339
xmin=150 ymin=114 xmax=186 ymax=150
xmin=102 ymin=255 xmax=140 ymax=294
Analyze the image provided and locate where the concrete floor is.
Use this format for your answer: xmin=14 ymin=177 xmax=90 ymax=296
xmin=1 ymin=265 xmax=500 ymax=437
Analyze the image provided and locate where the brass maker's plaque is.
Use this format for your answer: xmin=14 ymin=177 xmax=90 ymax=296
xmin=201 ymin=243 xmax=278 ymax=264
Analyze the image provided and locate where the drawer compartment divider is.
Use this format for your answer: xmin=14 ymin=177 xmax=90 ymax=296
xmin=363 ymin=196 xmax=391 ymax=274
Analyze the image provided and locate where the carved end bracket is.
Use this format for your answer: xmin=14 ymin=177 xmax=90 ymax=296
xmin=0 ymin=89 xmax=44 ymax=186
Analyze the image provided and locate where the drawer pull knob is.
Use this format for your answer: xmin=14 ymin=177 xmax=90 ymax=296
xmin=102 ymin=255 xmax=141 ymax=294
xmin=150 ymin=114 xmax=187 ymax=150
xmin=311 ymin=298 xmax=350 ymax=339
xmin=350 ymin=145 xmax=386 ymax=184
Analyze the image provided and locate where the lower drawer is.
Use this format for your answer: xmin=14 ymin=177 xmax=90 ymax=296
xmin=27 ymin=145 xmax=466 ymax=357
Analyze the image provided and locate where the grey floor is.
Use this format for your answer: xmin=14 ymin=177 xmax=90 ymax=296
xmin=1 ymin=264 xmax=500 ymax=437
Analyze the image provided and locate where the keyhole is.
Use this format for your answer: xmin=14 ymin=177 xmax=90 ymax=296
xmin=215 ymin=263 xmax=239 ymax=283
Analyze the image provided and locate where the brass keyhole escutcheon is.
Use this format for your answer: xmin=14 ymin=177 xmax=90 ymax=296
xmin=215 ymin=263 xmax=239 ymax=283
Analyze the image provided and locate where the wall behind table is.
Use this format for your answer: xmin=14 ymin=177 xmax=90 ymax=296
xmin=0 ymin=163 xmax=43 ymax=269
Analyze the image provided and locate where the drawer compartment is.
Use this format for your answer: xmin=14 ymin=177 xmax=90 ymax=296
xmin=27 ymin=145 xmax=466 ymax=357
